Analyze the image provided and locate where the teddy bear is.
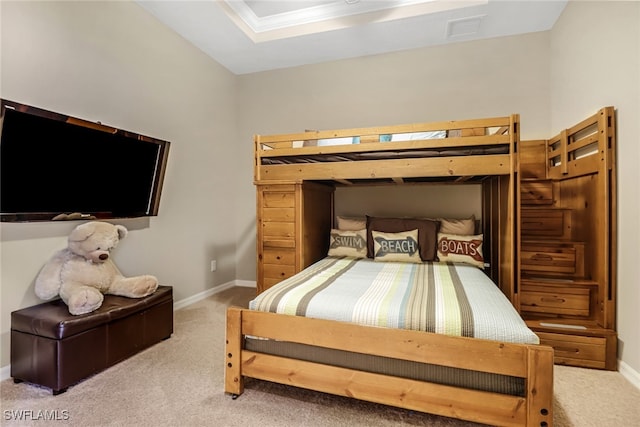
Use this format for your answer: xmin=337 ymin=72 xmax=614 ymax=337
xmin=35 ymin=221 xmax=159 ymax=315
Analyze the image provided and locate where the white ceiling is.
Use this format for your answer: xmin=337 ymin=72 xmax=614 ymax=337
xmin=136 ymin=0 xmax=568 ymax=75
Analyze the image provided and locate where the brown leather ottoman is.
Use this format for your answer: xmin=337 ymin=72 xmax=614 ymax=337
xmin=11 ymin=285 xmax=173 ymax=395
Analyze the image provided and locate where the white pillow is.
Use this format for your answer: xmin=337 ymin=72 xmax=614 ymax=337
xmin=438 ymin=215 xmax=476 ymax=235
xmin=336 ymin=215 xmax=367 ymax=231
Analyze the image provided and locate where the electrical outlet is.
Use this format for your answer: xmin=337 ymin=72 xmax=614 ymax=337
xmin=210 ymin=260 xmax=217 ymax=272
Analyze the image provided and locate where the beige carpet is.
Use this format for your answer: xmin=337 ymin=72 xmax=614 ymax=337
xmin=2 ymin=286 xmax=639 ymax=427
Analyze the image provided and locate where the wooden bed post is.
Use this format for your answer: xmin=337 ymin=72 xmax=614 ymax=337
xmin=253 ymin=135 xmax=261 ymax=182
xmin=526 ymin=346 xmax=554 ymax=426
xmin=599 ymin=106 xmax=617 ymax=332
xmin=509 ymin=114 xmax=519 ymax=309
xmin=225 ymin=306 xmax=244 ymax=397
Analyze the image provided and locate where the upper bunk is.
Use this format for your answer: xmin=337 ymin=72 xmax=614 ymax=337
xmin=254 ymin=114 xmax=520 ymax=185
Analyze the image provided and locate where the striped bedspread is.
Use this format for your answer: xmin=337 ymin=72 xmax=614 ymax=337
xmin=250 ymin=257 xmax=539 ymax=344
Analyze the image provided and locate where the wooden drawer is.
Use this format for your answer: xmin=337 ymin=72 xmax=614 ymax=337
xmin=520 ymin=286 xmax=590 ymax=316
xmin=521 ymin=181 xmax=553 ymax=205
xmin=262 ymin=190 xmax=295 ymax=208
xmin=263 ymin=263 xmax=296 ymax=282
xmin=521 ymin=209 xmax=571 ymax=238
xmin=262 ymin=221 xmax=295 ymax=239
xmin=262 ymin=248 xmax=295 ymax=265
xmin=263 ymin=239 xmax=295 ymax=249
xmin=536 ymin=331 xmax=607 ymax=369
xmin=262 ymin=207 xmax=295 ymax=222
xmin=521 ymin=241 xmax=584 ymax=276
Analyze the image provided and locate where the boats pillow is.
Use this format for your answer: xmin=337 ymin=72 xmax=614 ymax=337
xmin=437 ymin=233 xmax=484 ymax=268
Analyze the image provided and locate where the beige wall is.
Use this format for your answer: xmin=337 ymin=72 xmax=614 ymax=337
xmin=549 ymin=0 xmax=640 ymax=379
xmin=0 ymin=1 xmax=238 ymax=367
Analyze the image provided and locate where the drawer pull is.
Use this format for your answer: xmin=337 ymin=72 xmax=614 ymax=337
xmin=276 ymin=256 xmax=281 ymax=260
xmin=556 ymin=346 xmax=580 ymax=354
xmin=531 ymin=253 xmax=554 ymax=260
xmin=541 ymin=297 xmax=566 ymax=303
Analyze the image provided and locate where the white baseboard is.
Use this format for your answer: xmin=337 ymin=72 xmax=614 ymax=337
xmin=172 ymin=279 xmax=256 ymax=310
xmin=234 ymin=279 xmax=258 ymax=288
xmin=0 ymin=364 xmax=10 ymax=382
xmin=619 ymin=360 xmax=640 ymax=390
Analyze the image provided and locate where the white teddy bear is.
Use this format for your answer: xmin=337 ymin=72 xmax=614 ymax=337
xmin=35 ymin=221 xmax=158 ymax=315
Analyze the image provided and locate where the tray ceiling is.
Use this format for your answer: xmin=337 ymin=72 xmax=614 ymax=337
xmin=136 ymin=0 xmax=568 ymax=75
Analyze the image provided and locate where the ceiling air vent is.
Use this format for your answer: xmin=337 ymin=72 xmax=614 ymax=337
xmin=446 ymin=15 xmax=485 ymax=38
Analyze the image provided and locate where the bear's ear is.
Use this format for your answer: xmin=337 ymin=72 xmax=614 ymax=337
xmin=69 ymin=222 xmax=97 ymax=242
xmin=115 ymin=224 xmax=128 ymax=240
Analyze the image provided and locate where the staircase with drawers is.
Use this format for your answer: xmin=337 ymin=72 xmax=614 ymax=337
xmin=518 ymin=139 xmax=617 ymax=370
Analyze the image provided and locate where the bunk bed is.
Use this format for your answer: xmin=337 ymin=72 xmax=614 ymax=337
xmin=226 ymin=114 xmax=555 ymax=427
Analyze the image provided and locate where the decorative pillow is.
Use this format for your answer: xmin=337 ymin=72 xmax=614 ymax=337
xmin=336 ymin=215 xmax=367 ymax=231
xmin=366 ymin=216 xmax=439 ymax=261
xmin=372 ymin=230 xmax=422 ymax=263
xmin=437 ymin=233 xmax=484 ymax=268
xmin=438 ymin=215 xmax=476 ymax=235
xmin=328 ymin=229 xmax=367 ymax=258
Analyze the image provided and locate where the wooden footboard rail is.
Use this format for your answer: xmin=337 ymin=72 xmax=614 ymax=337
xmin=254 ymin=115 xmax=519 ymax=182
xmin=225 ymin=307 xmax=554 ymax=427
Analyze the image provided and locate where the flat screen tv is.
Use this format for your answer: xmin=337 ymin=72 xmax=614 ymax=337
xmin=0 ymin=99 xmax=170 ymax=222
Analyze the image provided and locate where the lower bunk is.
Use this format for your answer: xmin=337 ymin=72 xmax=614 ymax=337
xmin=225 ymin=258 xmax=554 ymax=426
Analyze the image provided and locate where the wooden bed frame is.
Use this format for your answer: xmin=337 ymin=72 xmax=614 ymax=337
xmin=226 ymin=308 xmax=554 ymax=426
xmin=226 ymin=114 xmax=555 ymax=426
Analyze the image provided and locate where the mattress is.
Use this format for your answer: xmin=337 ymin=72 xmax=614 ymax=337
xmin=250 ymin=256 xmax=539 ymax=345
xmin=261 ymin=145 xmax=509 ymax=165
xmin=246 ymin=257 xmax=539 ymax=396
xmin=244 ymin=338 xmax=526 ymax=395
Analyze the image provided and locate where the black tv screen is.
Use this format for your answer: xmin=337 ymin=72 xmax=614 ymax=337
xmin=0 ymin=99 xmax=170 ymax=222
